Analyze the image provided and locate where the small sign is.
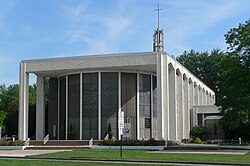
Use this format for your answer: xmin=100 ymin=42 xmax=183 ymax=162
xmin=53 ymin=125 xmax=56 ymax=137
xmin=119 ymin=118 xmax=124 ymax=128
xmin=123 ymin=123 xmax=131 ymax=138
xmin=118 ymin=111 xmax=125 ymax=129
xmin=119 ymin=111 xmax=124 ymax=118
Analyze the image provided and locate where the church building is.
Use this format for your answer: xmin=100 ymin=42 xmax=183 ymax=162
xmin=18 ymin=51 xmax=215 ymax=141
xmin=18 ymin=19 xmax=216 ymax=142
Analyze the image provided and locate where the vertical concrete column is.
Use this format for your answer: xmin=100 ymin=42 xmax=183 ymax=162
xmin=208 ymin=93 xmax=211 ymax=105
xmin=80 ymin=74 xmax=82 ymax=140
xmin=98 ymin=72 xmax=101 ymax=140
xmin=118 ymin=72 xmax=122 ymax=140
xmin=194 ymin=83 xmax=198 ymax=106
xmin=190 ymin=106 xmax=197 ymax=128
xmin=163 ymin=55 xmax=169 ymax=140
xmin=202 ymin=88 xmax=206 ymax=105
xmin=183 ymin=75 xmax=189 ymax=139
xmin=157 ymin=54 xmax=169 ymax=140
xmin=65 ymin=75 xmax=68 ymax=140
xmin=136 ymin=73 xmax=140 ymax=140
xmin=57 ymin=78 xmax=60 ymax=140
xmin=36 ymin=76 xmax=45 ymax=140
xmin=18 ymin=62 xmax=29 ymax=141
xmin=188 ymin=79 xmax=193 ymax=138
xmin=168 ymin=63 xmax=176 ymax=140
xmin=206 ymin=91 xmax=209 ymax=105
xmin=176 ymin=70 xmax=183 ymax=140
xmin=202 ymin=113 xmax=205 ymax=125
xmin=198 ymin=86 xmax=202 ymax=106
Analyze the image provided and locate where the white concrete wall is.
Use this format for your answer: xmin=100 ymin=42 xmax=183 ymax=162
xmin=19 ymin=52 xmax=216 ymax=141
xmin=183 ymin=75 xmax=189 ymax=139
xmin=156 ymin=53 xmax=169 ymax=140
xmin=176 ymin=70 xmax=183 ymax=140
xmin=36 ymin=76 xmax=45 ymax=140
xmin=168 ymin=64 xmax=177 ymax=140
xmin=18 ymin=62 xmax=29 ymax=141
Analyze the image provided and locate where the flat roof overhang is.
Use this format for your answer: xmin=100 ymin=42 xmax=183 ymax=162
xmin=22 ymin=52 xmax=158 ymax=77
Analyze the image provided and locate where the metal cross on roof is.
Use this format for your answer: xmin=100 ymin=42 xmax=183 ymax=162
xmin=154 ymin=3 xmax=163 ymax=29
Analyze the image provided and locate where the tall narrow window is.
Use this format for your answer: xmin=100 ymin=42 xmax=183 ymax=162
xmin=152 ymin=76 xmax=157 ymax=139
xmin=121 ymin=73 xmax=137 ymax=140
xmin=101 ymin=72 xmax=118 ymax=139
xmin=82 ymin=73 xmax=98 ymax=140
xmin=68 ymin=74 xmax=80 ymax=140
xmin=59 ymin=76 xmax=66 ymax=140
xmin=139 ymin=74 xmax=151 ymax=139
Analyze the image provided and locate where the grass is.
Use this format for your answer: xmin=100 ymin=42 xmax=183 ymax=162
xmin=35 ymin=149 xmax=250 ymax=164
xmin=0 ymin=159 xmax=165 ymax=166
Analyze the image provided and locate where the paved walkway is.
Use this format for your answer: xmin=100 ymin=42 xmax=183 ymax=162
xmin=0 ymin=150 xmax=71 ymax=157
xmin=150 ymin=149 xmax=249 ymax=155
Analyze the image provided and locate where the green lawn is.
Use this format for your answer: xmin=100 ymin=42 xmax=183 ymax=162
xmin=35 ymin=149 xmax=250 ymax=164
xmin=0 ymin=159 xmax=164 ymax=166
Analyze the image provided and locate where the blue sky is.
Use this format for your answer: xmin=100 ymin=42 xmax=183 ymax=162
xmin=0 ymin=0 xmax=249 ymax=85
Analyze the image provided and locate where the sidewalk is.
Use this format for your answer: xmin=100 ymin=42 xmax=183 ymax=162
xmin=0 ymin=150 xmax=71 ymax=157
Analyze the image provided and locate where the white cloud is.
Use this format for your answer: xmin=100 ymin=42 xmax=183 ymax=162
xmin=0 ymin=0 xmax=16 ymax=30
xmin=63 ymin=3 xmax=88 ymax=21
xmin=61 ymin=1 xmax=134 ymax=54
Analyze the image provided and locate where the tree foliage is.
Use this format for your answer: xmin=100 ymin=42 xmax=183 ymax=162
xmin=0 ymin=84 xmax=38 ymax=136
xmin=177 ymin=19 xmax=250 ymax=139
xmin=218 ymin=19 xmax=250 ymax=139
xmin=177 ymin=48 xmax=225 ymax=101
xmin=190 ymin=125 xmax=208 ymax=141
xmin=0 ymin=110 xmax=7 ymax=130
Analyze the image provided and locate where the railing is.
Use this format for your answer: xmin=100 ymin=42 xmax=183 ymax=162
xmin=24 ymin=138 xmax=30 ymax=146
xmin=89 ymin=138 xmax=93 ymax=148
xmin=43 ymin=134 xmax=49 ymax=145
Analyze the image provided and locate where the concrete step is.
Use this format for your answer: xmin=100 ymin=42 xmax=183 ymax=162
xmin=29 ymin=140 xmax=101 ymax=146
xmin=25 ymin=145 xmax=90 ymax=150
xmin=165 ymin=144 xmax=219 ymax=150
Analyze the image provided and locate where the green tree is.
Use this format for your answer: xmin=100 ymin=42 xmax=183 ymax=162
xmin=0 ymin=84 xmax=19 ymax=135
xmin=0 ymin=84 xmax=38 ymax=136
xmin=218 ymin=19 xmax=250 ymax=139
xmin=177 ymin=48 xmax=225 ymax=101
xmin=0 ymin=110 xmax=7 ymax=131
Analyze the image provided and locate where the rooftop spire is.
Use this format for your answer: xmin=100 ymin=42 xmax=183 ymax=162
xmin=153 ymin=3 xmax=164 ymax=52
xmin=154 ymin=3 xmax=163 ymax=29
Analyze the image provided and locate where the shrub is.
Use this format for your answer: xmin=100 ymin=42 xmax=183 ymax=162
xmin=0 ymin=140 xmax=24 ymax=146
xmin=105 ymin=123 xmax=113 ymax=140
xmin=191 ymin=137 xmax=203 ymax=144
xmin=181 ymin=138 xmax=190 ymax=144
xmin=190 ymin=125 xmax=208 ymax=140
xmin=100 ymin=138 xmax=159 ymax=146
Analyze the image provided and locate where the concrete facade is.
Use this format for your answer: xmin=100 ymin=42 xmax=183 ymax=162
xmin=18 ymin=52 xmax=215 ymax=141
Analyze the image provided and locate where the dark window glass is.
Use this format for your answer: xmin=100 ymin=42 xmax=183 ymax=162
xmin=68 ymin=74 xmax=80 ymax=140
xmin=121 ymin=73 xmax=137 ymax=140
xmin=48 ymin=78 xmax=58 ymax=140
xmin=139 ymin=74 xmax=151 ymax=139
xmin=101 ymin=72 xmax=118 ymax=139
xmin=59 ymin=76 xmax=66 ymax=140
xmin=152 ymin=76 xmax=157 ymax=138
xmin=198 ymin=114 xmax=203 ymax=125
xmin=82 ymin=73 xmax=98 ymax=140
xmin=214 ymin=124 xmax=217 ymax=136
